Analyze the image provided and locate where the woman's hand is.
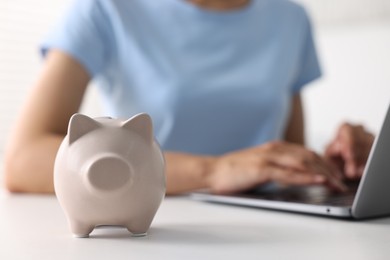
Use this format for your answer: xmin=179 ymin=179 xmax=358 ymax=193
xmin=206 ymin=141 xmax=346 ymax=194
xmin=325 ymin=123 xmax=375 ymax=179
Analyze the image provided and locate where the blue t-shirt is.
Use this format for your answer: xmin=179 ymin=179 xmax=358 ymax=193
xmin=41 ymin=0 xmax=321 ymax=155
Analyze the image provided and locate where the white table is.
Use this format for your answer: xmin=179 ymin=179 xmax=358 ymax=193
xmin=1 ymin=189 xmax=390 ymax=260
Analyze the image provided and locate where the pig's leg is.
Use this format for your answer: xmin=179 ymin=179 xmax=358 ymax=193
xmin=69 ymin=220 xmax=95 ymax=238
xmin=126 ymin=218 xmax=153 ymax=237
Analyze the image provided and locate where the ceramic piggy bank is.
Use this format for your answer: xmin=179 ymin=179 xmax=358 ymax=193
xmin=54 ymin=113 xmax=165 ymax=238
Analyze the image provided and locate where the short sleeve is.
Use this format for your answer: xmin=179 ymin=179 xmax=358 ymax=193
xmin=291 ymin=11 xmax=322 ymax=94
xmin=40 ymin=0 xmax=112 ymax=77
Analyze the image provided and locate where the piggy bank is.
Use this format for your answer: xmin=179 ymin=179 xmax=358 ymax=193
xmin=54 ymin=113 xmax=165 ymax=238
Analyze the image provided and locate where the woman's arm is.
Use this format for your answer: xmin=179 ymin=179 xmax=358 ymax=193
xmin=164 ymin=94 xmax=345 ymax=195
xmin=3 ymin=50 xmax=90 ymax=193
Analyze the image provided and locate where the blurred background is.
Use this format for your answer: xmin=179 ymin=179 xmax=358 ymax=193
xmin=0 ymin=0 xmax=390 ymax=176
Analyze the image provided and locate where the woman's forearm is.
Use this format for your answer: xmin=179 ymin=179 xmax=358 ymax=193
xmin=4 ymin=135 xmax=63 ymax=193
xmin=164 ymin=152 xmax=215 ymax=195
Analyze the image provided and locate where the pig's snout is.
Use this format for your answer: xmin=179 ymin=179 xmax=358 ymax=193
xmin=85 ymin=154 xmax=132 ymax=192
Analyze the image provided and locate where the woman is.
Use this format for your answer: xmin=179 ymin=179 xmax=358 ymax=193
xmin=3 ymin=0 xmax=374 ymax=194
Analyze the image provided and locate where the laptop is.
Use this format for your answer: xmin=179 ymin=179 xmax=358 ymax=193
xmin=192 ymin=104 xmax=390 ymax=219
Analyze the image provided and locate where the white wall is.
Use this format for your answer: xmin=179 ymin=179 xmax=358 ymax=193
xmin=1 ymin=0 xmax=390 ymax=176
xmin=304 ymin=22 xmax=390 ymax=151
xmin=297 ymin=0 xmax=390 ymax=150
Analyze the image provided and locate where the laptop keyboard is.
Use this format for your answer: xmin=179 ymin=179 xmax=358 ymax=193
xmin=241 ymin=181 xmax=360 ymax=207
xmin=310 ymin=191 xmax=355 ymax=206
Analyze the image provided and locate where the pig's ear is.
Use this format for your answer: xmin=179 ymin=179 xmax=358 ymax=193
xmin=122 ymin=113 xmax=153 ymax=142
xmin=68 ymin=114 xmax=101 ymax=145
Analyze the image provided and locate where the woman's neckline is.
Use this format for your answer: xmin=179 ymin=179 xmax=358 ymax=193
xmin=168 ymin=0 xmax=259 ymax=20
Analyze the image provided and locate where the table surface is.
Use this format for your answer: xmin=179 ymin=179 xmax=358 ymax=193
xmin=1 ymin=189 xmax=390 ymax=260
